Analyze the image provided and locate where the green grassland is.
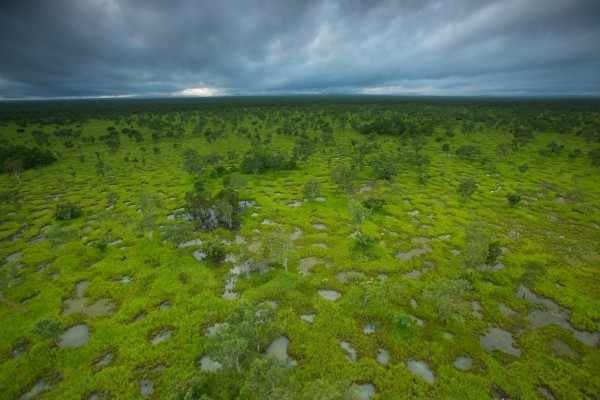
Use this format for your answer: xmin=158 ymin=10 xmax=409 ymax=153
xmin=0 ymin=97 xmax=599 ymax=399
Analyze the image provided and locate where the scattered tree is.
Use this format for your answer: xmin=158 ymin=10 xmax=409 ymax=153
xmin=506 ymin=193 xmax=522 ymax=207
xmin=0 ymin=261 xmax=27 ymax=313
xmin=302 ymin=178 xmax=321 ymax=199
xmin=424 ymin=278 xmax=470 ymax=323
xmin=348 ymin=202 xmax=371 ymax=233
xmin=331 ymin=164 xmax=359 ymax=194
xmin=457 ymin=178 xmax=478 ymax=198
xmin=54 ymin=201 xmax=82 ymax=220
xmin=263 ymin=227 xmax=296 ymax=274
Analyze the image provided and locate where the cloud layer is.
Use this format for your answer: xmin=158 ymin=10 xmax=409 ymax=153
xmin=1 ymin=0 xmax=599 ymax=99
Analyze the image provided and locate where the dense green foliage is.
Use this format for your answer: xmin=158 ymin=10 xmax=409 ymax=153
xmin=0 ymin=97 xmax=599 ymax=399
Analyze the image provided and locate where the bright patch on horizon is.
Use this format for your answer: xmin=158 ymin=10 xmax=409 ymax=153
xmin=176 ymin=87 xmax=223 ymax=97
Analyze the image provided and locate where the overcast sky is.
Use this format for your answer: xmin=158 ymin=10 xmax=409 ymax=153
xmin=1 ymin=0 xmax=599 ymax=99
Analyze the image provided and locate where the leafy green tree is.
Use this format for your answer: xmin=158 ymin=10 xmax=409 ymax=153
xmin=208 ymin=328 xmax=249 ymax=374
xmin=240 ymin=356 xmax=291 ymax=400
xmin=135 ymin=191 xmax=164 ymax=241
xmin=183 ymin=148 xmax=205 ymax=175
xmin=299 ymin=379 xmax=357 ymax=400
xmin=423 ymin=278 xmax=470 ymax=323
xmin=455 ymin=144 xmax=482 ymax=160
xmin=263 ymin=227 xmax=296 ymax=274
xmin=293 ymin=134 xmax=315 ymax=163
xmin=161 ymin=219 xmax=195 ymax=245
xmin=200 ymin=239 xmax=226 ymax=263
xmin=3 ymin=158 xmax=23 ymax=183
xmin=348 ymin=202 xmax=371 ymax=233
xmin=457 ymin=178 xmax=478 ymax=198
xmin=371 ymin=153 xmax=398 ymax=180
xmin=54 ymin=201 xmax=82 ymax=220
xmin=207 ymin=302 xmax=279 ymax=374
xmin=0 ymin=190 xmax=24 ymax=211
xmin=302 ymin=178 xmax=321 ymax=199
xmin=353 ymin=232 xmax=377 ymax=256
xmin=589 ymin=148 xmax=600 ymax=167
xmin=168 ymin=373 xmax=214 ymax=400
xmin=331 ymin=164 xmax=358 ymax=194
xmin=0 ymin=261 xmax=27 ymax=313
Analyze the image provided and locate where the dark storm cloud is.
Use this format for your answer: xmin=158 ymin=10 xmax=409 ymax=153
xmin=1 ymin=0 xmax=599 ymax=99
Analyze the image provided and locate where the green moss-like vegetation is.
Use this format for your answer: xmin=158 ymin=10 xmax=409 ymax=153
xmin=0 ymin=97 xmax=599 ymax=399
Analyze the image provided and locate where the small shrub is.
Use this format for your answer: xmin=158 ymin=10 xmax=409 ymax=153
xmin=486 ymin=241 xmax=501 ymax=264
xmin=200 ymin=239 xmax=226 ymax=263
xmin=54 ymin=201 xmax=82 ymax=220
xmin=457 ymin=178 xmax=478 ymax=198
xmin=32 ymin=318 xmax=61 ymax=341
xmin=362 ymin=196 xmax=386 ymax=210
xmin=302 ymin=178 xmax=321 ymax=199
xmin=507 ymin=193 xmax=522 ymax=207
xmin=518 ymin=163 xmax=529 ymax=174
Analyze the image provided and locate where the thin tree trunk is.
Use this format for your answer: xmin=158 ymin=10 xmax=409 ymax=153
xmin=283 ymin=258 xmax=288 ymax=275
xmin=0 ymin=294 xmax=27 ymax=313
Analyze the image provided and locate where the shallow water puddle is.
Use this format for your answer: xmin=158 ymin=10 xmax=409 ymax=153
xmin=266 ymin=336 xmax=296 ymax=368
xmin=290 ymin=228 xmax=302 ymax=240
xmin=19 ymin=379 xmax=54 ymax=400
xmin=5 ymin=251 xmax=23 ymax=262
xmin=150 ymin=329 xmax=172 ymax=345
xmin=95 ymin=352 xmax=113 ymax=367
xmin=3 ymin=225 xmax=31 ymax=242
xmin=58 ymin=324 xmax=90 ymax=348
xmin=199 ymin=355 xmax=223 ymax=372
xmin=300 ymin=314 xmax=316 ymax=323
xmin=299 ymin=257 xmax=323 ymax=275
xmin=340 ymin=341 xmax=357 ymax=361
xmin=311 ymin=223 xmax=327 ymax=230
xmin=140 ymin=379 xmax=153 ymax=398
xmin=193 ymin=250 xmax=207 ymax=261
xmin=362 ymin=324 xmax=376 ymax=334
xmin=517 ymin=285 xmax=599 ymax=345
xmin=62 ymin=281 xmax=116 ymax=317
xmin=376 ymin=348 xmax=390 ymax=365
xmin=134 ymin=312 xmax=146 ymax=322
xmin=318 ymin=290 xmax=341 ymax=301
xmin=479 ymin=327 xmax=521 ymax=356
xmin=406 ymin=360 xmax=435 ymax=383
xmin=477 ymin=262 xmax=505 ymax=271
xmin=178 ymin=239 xmax=203 ymax=248
xmin=537 ymin=385 xmax=556 ymax=400
xmin=355 ymin=383 xmax=376 ymax=400
xmin=395 ymin=237 xmax=431 ymax=260
xmin=472 ymin=301 xmax=483 ymax=320
xmin=452 ymin=356 xmax=473 ymax=371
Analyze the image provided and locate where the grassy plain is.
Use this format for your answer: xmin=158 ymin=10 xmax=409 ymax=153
xmin=0 ymin=97 xmax=599 ymax=399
